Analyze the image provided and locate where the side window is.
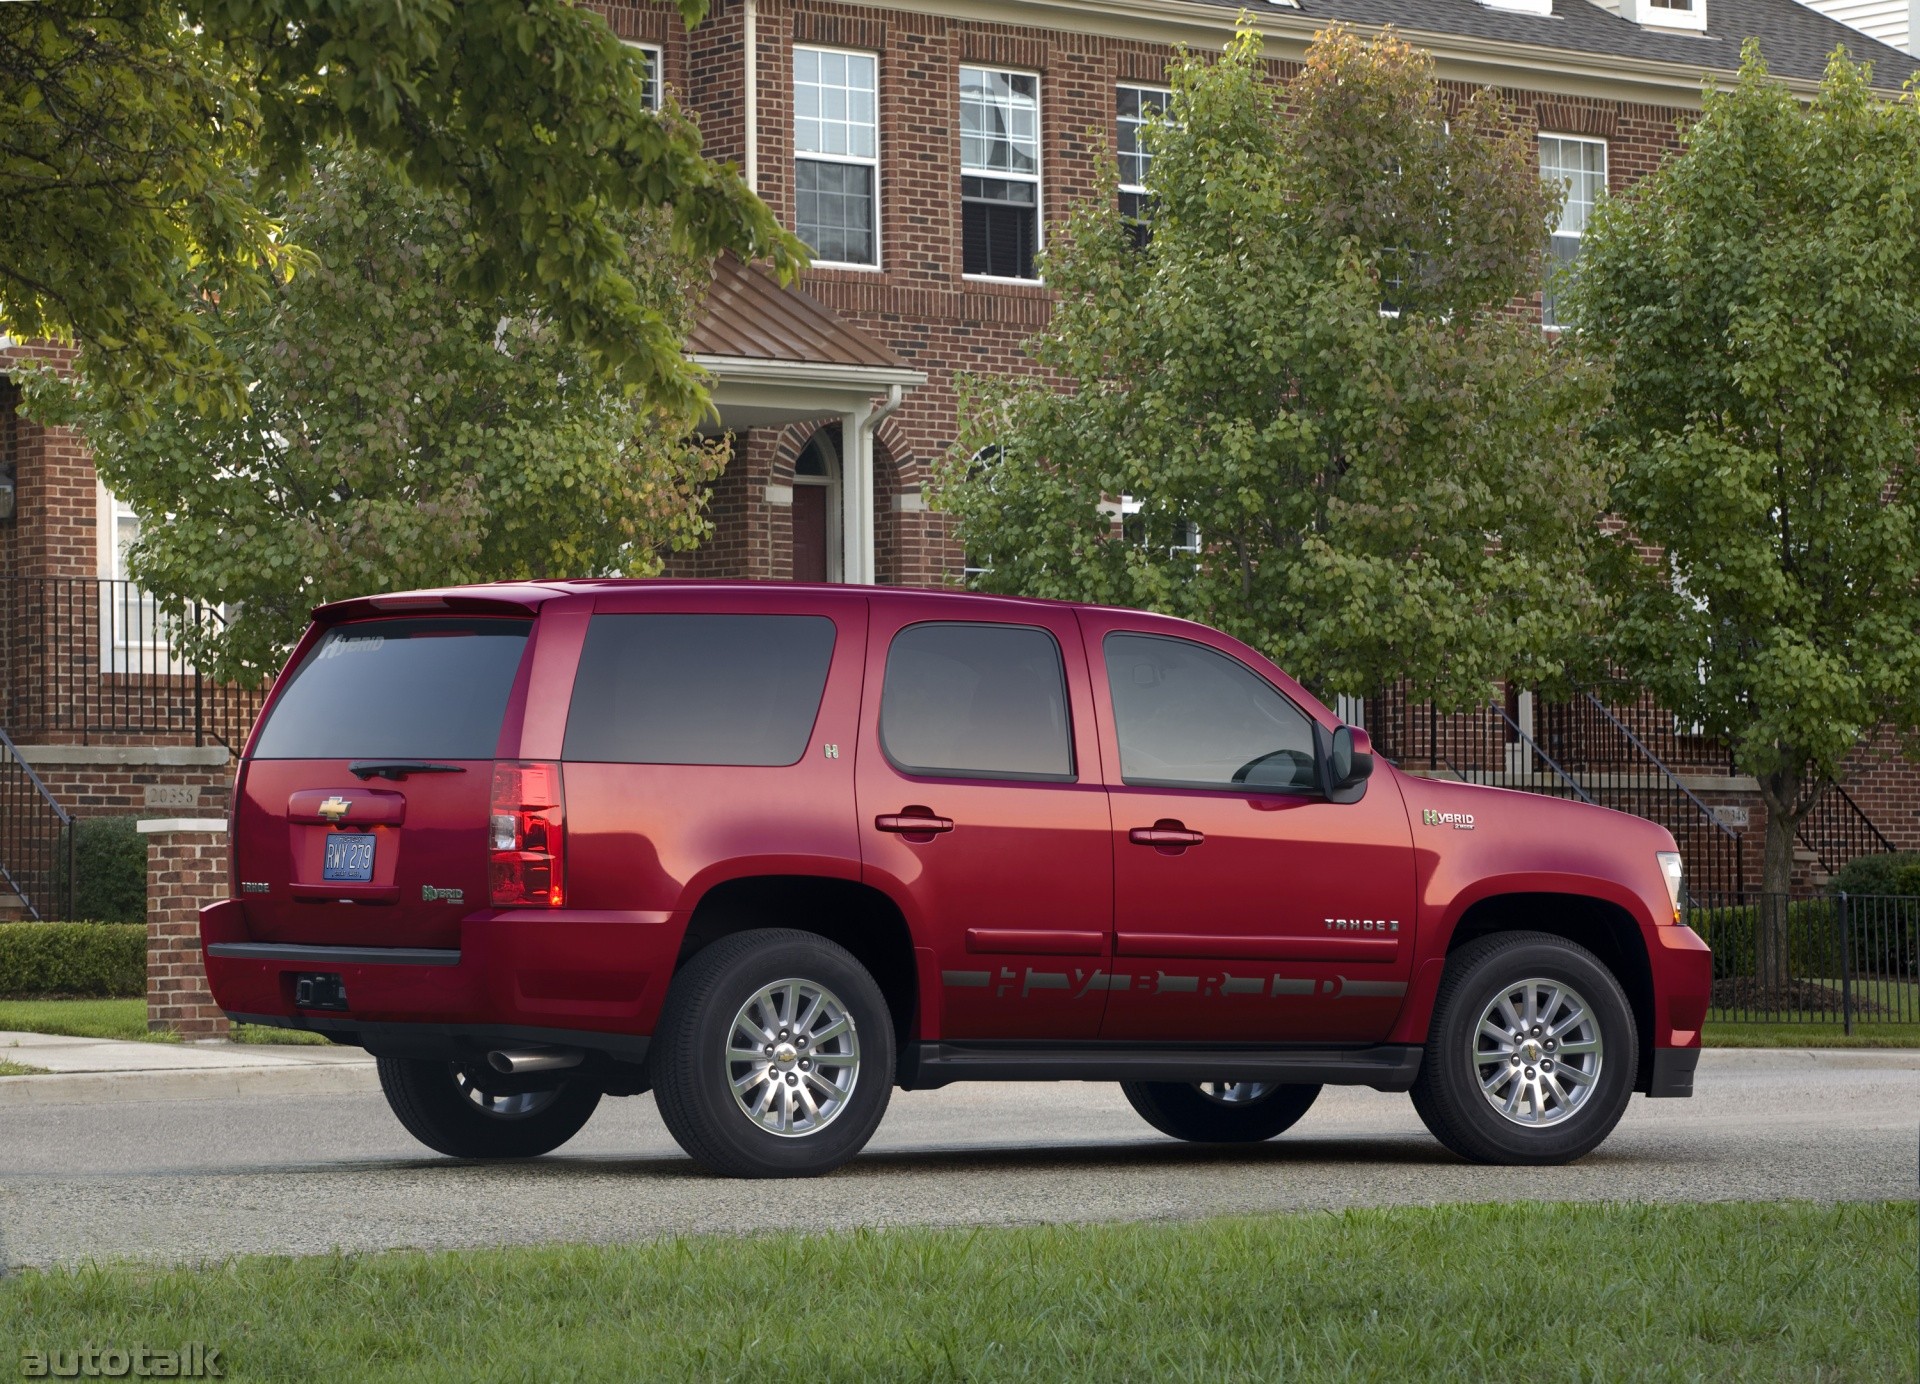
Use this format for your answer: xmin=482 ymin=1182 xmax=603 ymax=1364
xmin=563 ymin=614 xmax=836 ymax=766
xmin=880 ymin=623 xmax=1074 ymax=780
xmin=1104 ymin=633 xmax=1318 ymax=792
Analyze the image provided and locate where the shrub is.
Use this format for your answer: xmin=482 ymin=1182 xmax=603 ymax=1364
xmin=52 ymin=815 xmax=149 ymax=923
xmin=1829 ymin=851 xmax=1920 ymax=899
xmin=0 ymin=922 xmax=146 ymax=997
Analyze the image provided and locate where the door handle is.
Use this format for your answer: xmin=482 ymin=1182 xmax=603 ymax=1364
xmin=1129 ymin=821 xmax=1204 ymax=848
xmin=876 ymin=809 xmax=954 ymax=835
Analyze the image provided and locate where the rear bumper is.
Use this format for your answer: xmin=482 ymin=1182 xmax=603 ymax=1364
xmin=229 ymin=1011 xmax=650 ymax=1066
xmin=200 ymin=898 xmax=678 ymax=1045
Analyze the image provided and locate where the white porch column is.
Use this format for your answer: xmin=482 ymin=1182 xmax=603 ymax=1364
xmin=840 ymin=402 xmax=874 ymax=585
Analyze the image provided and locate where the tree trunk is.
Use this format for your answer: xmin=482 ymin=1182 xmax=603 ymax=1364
xmin=1757 ymin=766 xmax=1805 ymax=992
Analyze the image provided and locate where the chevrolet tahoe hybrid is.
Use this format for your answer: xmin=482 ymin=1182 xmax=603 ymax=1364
xmin=204 ymin=582 xmax=1711 ymax=1178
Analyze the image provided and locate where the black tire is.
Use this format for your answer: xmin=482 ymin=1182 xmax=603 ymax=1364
xmin=1120 ymin=1080 xmax=1321 ymax=1143
xmin=652 ymin=928 xmax=894 ymax=1179
xmin=377 ymin=1057 xmax=601 ymax=1159
xmin=1410 ymin=931 xmax=1639 ymax=1165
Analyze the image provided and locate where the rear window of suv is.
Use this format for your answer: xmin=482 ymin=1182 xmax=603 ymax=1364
xmin=252 ymin=617 xmax=532 ymax=760
xmin=563 ymin=614 xmax=837 ymax=766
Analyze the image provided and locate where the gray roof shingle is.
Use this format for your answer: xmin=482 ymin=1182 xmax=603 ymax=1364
xmin=1191 ymin=0 xmax=1920 ymax=89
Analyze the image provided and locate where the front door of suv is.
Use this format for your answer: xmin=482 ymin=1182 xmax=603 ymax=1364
xmin=856 ymin=609 xmax=1114 ymax=1041
xmin=1083 ymin=614 xmax=1416 ymax=1044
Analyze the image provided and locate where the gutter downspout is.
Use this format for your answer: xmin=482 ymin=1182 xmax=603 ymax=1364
xmin=857 ymin=383 xmax=906 ymax=585
xmin=744 ymin=0 xmax=759 ymax=194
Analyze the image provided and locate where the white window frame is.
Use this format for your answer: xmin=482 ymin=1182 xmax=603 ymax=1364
xmin=1539 ymin=133 xmax=1607 ymax=332
xmin=793 ymin=46 xmax=882 ymax=270
xmin=623 ymin=41 xmax=663 ymax=111
xmin=95 ymin=483 xmax=179 ymax=670
xmin=1620 ymin=0 xmax=1708 ymax=33
xmin=960 ymin=65 xmax=1043 ymax=284
xmin=1116 ymin=83 xmax=1170 ymax=230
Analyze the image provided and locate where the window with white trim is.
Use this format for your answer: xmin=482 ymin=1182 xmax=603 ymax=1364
xmin=1539 ymin=134 xmax=1606 ymax=329
xmin=795 ymin=47 xmax=879 ymax=267
xmin=1117 ymin=84 xmax=1169 ymax=248
xmin=961 ymin=66 xmax=1040 ymax=280
xmin=624 ymin=42 xmax=662 ymax=111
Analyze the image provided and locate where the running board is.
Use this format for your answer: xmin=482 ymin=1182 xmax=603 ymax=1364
xmin=899 ymin=1041 xmax=1422 ymax=1091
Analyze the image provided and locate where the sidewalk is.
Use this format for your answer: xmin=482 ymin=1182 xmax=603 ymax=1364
xmin=0 ymin=1030 xmax=378 ymax=1106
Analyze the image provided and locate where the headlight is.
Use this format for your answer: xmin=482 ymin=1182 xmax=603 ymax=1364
xmin=1656 ymin=851 xmax=1684 ymax=922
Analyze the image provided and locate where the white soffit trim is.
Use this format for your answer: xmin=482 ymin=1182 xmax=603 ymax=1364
xmin=861 ymin=0 xmax=1837 ymax=103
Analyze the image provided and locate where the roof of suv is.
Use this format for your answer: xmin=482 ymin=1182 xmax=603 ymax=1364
xmin=312 ymin=579 xmax=1126 ymax=624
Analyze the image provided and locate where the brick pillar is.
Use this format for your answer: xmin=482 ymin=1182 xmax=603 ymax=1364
xmin=139 ymin=818 xmax=229 ymax=1039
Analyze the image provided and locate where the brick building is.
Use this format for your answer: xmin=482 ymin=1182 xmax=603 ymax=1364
xmin=3 ymin=0 xmax=1918 ymax=917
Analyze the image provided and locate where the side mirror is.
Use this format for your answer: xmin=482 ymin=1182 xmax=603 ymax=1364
xmin=1317 ymin=724 xmax=1374 ymax=802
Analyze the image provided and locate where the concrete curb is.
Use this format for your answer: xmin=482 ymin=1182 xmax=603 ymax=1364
xmin=0 ymin=1061 xmax=379 ymax=1107
xmin=1698 ymin=1046 xmax=1920 ymax=1070
xmin=0 ymin=1045 xmax=1911 ymax=1107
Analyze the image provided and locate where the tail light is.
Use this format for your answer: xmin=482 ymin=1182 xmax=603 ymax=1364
xmin=490 ymin=761 xmax=566 ymax=907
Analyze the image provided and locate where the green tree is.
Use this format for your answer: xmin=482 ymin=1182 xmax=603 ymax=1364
xmin=932 ymin=26 xmax=1608 ymax=708
xmin=1 ymin=0 xmax=802 ymax=416
xmin=51 ymin=151 xmax=726 ymax=680
xmin=1569 ymin=44 xmax=1920 ymax=920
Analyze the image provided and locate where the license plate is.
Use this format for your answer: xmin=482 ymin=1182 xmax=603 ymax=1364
xmin=322 ymin=832 xmax=376 ymax=883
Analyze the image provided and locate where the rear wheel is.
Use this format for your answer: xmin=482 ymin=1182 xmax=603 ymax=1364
xmin=1410 ymin=931 xmax=1638 ymax=1165
xmin=652 ymin=928 xmax=894 ymax=1179
xmin=1120 ymin=1080 xmax=1321 ymax=1143
xmin=377 ymin=1057 xmax=601 ymax=1159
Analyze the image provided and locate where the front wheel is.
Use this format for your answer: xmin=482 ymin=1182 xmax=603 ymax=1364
xmin=1410 ymin=931 xmax=1638 ymax=1165
xmin=377 ymin=1057 xmax=601 ymax=1159
xmin=1121 ymin=1080 xmax=1321 ymax=1143
xmin=651 ymin=928 xmax=895 ymax=1178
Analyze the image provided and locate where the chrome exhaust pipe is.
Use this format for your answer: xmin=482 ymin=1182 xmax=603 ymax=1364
xmin=486 ymin=1048 xmax=584 ymax=1075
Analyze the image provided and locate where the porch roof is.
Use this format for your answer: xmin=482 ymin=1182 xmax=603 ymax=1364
xmin=687 ymin=256 xmax=924 ymax=433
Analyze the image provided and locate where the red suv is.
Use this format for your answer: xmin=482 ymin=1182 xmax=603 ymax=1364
xmin=204 ymin=581 xmax=1710 ymax=1177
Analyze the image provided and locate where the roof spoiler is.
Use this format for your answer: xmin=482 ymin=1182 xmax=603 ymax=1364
xmin=309 ymin=584 xmax=562 ymax=625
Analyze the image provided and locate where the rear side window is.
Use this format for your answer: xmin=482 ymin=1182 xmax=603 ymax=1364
xmin=1104 ymin=632 xmax=1317 ymax=792
xmin=253 ymin=618 xmax=531 ymax=760
xmin=563 ymin=614 xmax=836 ymax=766
xmin=880 ymin=622 xmax=1074 ymax=780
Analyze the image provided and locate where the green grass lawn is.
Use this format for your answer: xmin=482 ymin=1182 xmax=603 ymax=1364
xmin=1705 ymin=1019 xmax=1920 ymax=1047
xmin=0 ymin=1202 xmax=1909 ymax=1382
xmin=0 ymin=998 xmax=327 ymax=1045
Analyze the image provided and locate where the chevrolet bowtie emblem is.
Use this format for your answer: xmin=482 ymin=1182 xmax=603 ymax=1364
xmin=317 ymin=795 xmax=352 ymax=824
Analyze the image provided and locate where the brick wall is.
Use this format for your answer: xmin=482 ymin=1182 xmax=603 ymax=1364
xmin=141 ymin=820 xmax=229 ymax=1039
xmin=0 ymin=342 xmax=94 ymax=582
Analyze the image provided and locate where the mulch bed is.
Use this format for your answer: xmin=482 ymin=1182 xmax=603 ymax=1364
xmin=1711 ymin=975 xmax=1888 ymax=1017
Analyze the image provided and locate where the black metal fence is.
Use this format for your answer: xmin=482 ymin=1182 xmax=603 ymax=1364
xmin=0 ymin=726 xmax=75 ymax=921
xmin=1685 ymin=892 xmax=1919 ymax=1029
xmin=0 ymin=576 xmax=264 ymax=750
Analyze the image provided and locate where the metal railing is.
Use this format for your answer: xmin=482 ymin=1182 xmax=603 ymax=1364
xmin=0 ymin=726 xmax=75 ymax=921
xmin=1686 ymin=892 xmax=1919 ymax=1030
xmin=0 ymin=576 xmax=265 ymax=750
xmin=1367 ymin=683 xmax=1748 ymax=896
xmin=1796 ymin=783 xmax=1897 ymax=878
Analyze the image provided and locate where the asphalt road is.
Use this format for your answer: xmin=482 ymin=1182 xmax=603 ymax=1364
xmin=2 ymin=1049 xmax=1914 ymax=1269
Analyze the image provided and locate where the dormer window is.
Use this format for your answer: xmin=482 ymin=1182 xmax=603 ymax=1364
xmin=1620 ymin=0 xmax=1707 ymax=32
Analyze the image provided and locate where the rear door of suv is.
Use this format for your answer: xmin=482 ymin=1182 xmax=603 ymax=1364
xmin=856 ymin=602 xmax=1114 ymax=1041
xmin=233 ymin=601 xmax=542 ymax=951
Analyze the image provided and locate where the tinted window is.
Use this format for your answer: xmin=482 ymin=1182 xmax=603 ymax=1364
xmin=881 ymin=623 xmax=1073 ymax=780
xmin=563 ymin=614 xmax=836 ymax=766
xmin=1105 ymin=633 xmax=1317 ymax=792
xmin=253 ymin=618 xmax=531 ymax=760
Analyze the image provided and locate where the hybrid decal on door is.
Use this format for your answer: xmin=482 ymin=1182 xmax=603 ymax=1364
xmin=941 ymin=967 xmax=1407 ymax=1000
xmin=1422 ymin=808 xmax=1476 ymax=830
